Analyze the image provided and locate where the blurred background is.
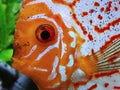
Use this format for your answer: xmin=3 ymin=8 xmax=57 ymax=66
xmin=0 ymin=0 xmax=22 ymax=65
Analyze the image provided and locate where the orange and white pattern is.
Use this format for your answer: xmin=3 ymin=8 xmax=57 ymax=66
xmin=12 ymin=0 xmax=120 ymax=90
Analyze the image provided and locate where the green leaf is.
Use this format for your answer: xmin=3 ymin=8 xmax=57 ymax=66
xmin=7 ymin=0 xmax=21 ymax=34
xmin=0 ymin=0 xmax=21 ymax=51
xmin=0 ymin=0 xmax=22 ymax=65
xmin=0 ymin=49 xmax=13 ymax=64
xmin=0 ymin=1 xmax=7 ymax=50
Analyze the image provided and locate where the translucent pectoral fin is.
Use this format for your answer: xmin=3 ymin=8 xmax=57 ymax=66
xmin=96 ymin=38 xmax=120 ymax=72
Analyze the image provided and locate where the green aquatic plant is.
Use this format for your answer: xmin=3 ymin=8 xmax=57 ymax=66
xmin=0 ymin=0 xmax=22 ymax=64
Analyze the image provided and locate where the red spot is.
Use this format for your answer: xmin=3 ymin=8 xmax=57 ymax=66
xmin=100 ymin=7 xmax=104 ymax=12
xmin=72 ymin=0 xmax=76 ymax=6
xmin=69 ymin=0 xmax=80 ymax=8
xmin=82 ymin=11 xmax=88 ymax=17
xmin=72 ymin=13 xmax=87 ymax=35
xmin=108 ymin=56 xmax=117 ymax=63
xmin=114 ymin=6 xmax=118 ymax=11
xmin=94 ymin=18 xmax=120 ymax=33
xmin=104 ymin=83 xmax=109 ymax=88
xmin=89 ymin=9 xmax=94 ymax=13
xmin=89 ymin=19 xmax=93 ymax=24
xmin=114 ymin=86 xmax=120 ymax=89
xmin=105 ymin=1 xmax=112 ymax=13
xmin=94 ymin=70 xmax=119 ymax=78
xmin=88 ymin=33 xmax=94 ymax=41
xmin=98 ymin=14 xmax=103 ymax=20
xmin=100 ymin=34 xmax=120 ymax=51
xmin=91 ymin=48 xmax=95 ymax=54
xmin=87 ymin=84 xmax=97 ymax=90
xmin=74 ymin=81 xmax=88 ymax=87
xmin=119 ymin=1 xmax=120 ymax=4
xmin=53 ymin=0 xmax=80 ymax=8
xmin=94 ymin=2 xmax=100 ymax=7
xmin=108 ymin=51 xmax=120 ymax=63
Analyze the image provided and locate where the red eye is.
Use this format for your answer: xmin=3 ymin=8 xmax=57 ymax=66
xmin=35 ymin=24 xmax=55 ymax=43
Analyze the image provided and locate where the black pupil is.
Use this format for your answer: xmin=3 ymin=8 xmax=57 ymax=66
xmin=41 ymin=31 xmax=50 ymax=40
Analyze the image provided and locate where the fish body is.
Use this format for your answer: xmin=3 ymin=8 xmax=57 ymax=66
xmin=12 ymin=0 xmax=120 ymax=90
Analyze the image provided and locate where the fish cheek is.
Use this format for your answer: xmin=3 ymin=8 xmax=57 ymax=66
xmin=28 ymin=48 xmax=60 ymax=88
xmin=12 ymin=22 xmax=38 ymax=70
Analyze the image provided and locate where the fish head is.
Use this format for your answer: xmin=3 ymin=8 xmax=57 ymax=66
xmin=12 ymin=1 xmax=84 ymax=89
xmin=12 ymin=0 xmax=120 ymax=89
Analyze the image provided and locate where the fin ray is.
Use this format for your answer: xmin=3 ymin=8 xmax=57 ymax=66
xmin=95 ymin=38 xmax=120 ymax=72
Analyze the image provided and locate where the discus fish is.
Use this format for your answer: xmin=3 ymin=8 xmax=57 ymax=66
xmin=12 ymin=0 xmax=120 ymax=90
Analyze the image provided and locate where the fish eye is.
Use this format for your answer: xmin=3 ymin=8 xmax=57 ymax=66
xmin=35 ymin=24 xmax=55 ymax=43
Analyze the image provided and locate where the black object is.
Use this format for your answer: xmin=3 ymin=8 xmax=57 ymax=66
xmin=0 ymin=60 xmax=39 ymax=90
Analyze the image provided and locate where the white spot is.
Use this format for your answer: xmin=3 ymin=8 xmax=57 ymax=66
xmin=67 ymin=54 xmax=74 ymax=67
xmin=61 ymin=41 xmax=67 ymax=58
xmin=48 ymin=56 xmax=59 ymax=80
xmin=47 ymin=82 xmax=60 ymax=88
xmin=29 ymin=66 xmax=48 ymax=72
xmin=68 ymin=31 xmax=76 ymax=48
xmin=71 ymin=69 xmax=87 ymax=83
xmin=59 ymin=65 xmax=67 ymax=81
xmin=24 ymin=45 xmax=37 ymax=58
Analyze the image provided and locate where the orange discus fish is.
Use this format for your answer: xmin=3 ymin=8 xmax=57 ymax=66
xmin=12 ymin=0 xmax=120 ymax=90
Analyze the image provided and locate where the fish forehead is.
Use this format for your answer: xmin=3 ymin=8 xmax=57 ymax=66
xmin=23 ymin=0 xmax=120 ymax=55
